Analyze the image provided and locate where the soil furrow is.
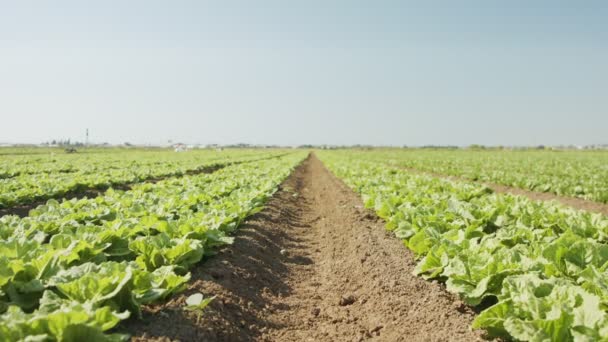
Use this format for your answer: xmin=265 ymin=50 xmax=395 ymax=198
xmin=125 ymin=154 xmax=482 ymax=341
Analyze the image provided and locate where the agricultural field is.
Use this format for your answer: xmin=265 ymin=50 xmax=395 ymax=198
xmin=0 ymin=147 xmax=607 ymax=341
xmin=0 ymin=149 xmax=288 ymax=212
xmin=361 ymin=149 xmax=608 ymax=204
xmin=318 ymin=150 xmax=608 ymax=341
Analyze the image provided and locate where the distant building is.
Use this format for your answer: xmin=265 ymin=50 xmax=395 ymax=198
xmin=173 ymin=143 xmax=187 ymax=152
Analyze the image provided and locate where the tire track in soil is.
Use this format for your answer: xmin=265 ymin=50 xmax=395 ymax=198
xmin=125 ymin=154 xmax=484 ymax=342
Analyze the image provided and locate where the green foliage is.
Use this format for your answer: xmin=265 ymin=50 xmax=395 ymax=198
xmin=184 ymin=293 xmax=215 ymax=312
xmin=0 ymin=151 xmax=307 ymax=340
xmin=343 ymin=149 xmax=608 ymax=203
xmin=0 ymin=149 xmax=289 ymax=208
xmin=319 ymin=150 xmax=608 ymax=341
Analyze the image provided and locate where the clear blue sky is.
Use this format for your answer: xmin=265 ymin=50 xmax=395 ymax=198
xmin=1 ymin=1 xmax=606 ymax=146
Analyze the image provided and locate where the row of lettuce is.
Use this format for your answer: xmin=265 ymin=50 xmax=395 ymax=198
xmin=318 ymin=151 xmax=608 ymax=341
xmin=0 ymin=152 xmax=307 ymax=341
xmin=0 ymin=150 xmax=287 ymax=209
xmin=355 ymin=149 xmax=608 ymax=204
xmin=0 ymin=148 xmax=262 ymax=179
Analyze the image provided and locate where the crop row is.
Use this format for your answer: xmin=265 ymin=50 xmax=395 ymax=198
xmin=0 ymin=149 xmax=274 ymax=179
xmin=349 ymin=149 xmax=608 ymax=203
xmin=0 ymin=152 xmax=306 ymax=341
xmin=0 ymin=150 xmax=287 ymax=209
xmin=318 ymin=151 xmax=608 ymax=341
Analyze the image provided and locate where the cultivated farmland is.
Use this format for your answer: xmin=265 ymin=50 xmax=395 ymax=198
xmin=0 ymin=148 xmax=607 ymax=341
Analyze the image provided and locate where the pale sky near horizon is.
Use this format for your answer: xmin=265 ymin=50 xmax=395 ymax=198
xmin=1 ymin=1 xmax=607 ymax=146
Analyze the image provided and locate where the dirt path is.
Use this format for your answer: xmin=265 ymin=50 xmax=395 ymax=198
xmin=125 ymin=155 xmax=482 ymax=341
xmin=397 ymin=166 xmax=608 ymax=216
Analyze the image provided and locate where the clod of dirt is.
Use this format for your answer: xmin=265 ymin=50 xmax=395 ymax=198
xmin=311 ymin=307 xmax=321 ymax=317
xmin=339 ymin=295 xmax=357 ymax=306
xmin=454 ymin=301 xmax=469 ymax=313
xmin=209 ymin=270 xmax=223 ymax=279
xmin=370 ymin=325 xmax=383 ymax=333
xmin=363 ymin=212 xmax=376 ymax=221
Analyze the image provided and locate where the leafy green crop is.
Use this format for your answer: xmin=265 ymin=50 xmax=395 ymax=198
xmin=319 ymin=150 xmax=608 ymax=341
xmin=0 ymin=149 xmax=289 ymax=209
xmin=0 ymin=151 xmax=307 ymax=340
xmin=343 ymin=149 xmax=608 ymax=203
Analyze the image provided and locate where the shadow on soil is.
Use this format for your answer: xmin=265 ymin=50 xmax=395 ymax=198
xmin=123 ymin=166 xmax=314 ymax=341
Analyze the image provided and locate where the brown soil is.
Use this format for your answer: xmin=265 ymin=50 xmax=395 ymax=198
xmin=399 ymin=167 xmax=608 ymax=216
xmin=124 ymin=154 xmax=483 ymax=342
